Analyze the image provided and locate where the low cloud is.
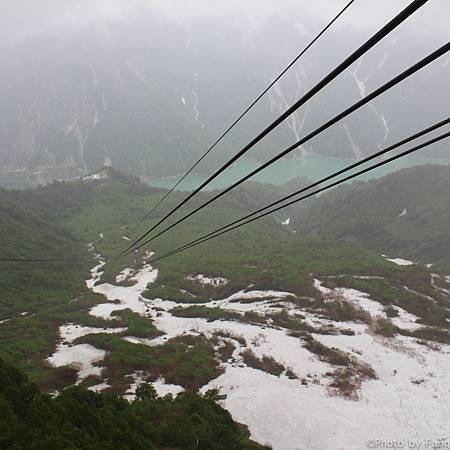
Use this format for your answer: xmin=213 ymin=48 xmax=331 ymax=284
xmin=1 ymin=0 xmax=448 ymax=44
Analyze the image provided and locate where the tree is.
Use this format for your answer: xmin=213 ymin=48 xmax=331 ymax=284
xmin=135 ymin=383 xmax=158 ymax=401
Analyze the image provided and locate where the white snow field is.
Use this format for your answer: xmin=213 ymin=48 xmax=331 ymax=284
xmin=385 ymin=257 xmax=415 ymax=266
xmin=47 ymin=323 xmax=127 ymax=381
xmin=185 ymin=273 xmax=228 ymax=286
xmin=49 ymin=248 xmax=450 ymax=450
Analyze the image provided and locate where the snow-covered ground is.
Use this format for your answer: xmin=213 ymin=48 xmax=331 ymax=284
xmin=48 ymin=248 xmax=450 ymax=449
xmin=88 ymin=381 xmax=111 ymax=392
xmin=89 ymin=263 xmax=158 ymax=319
xmin=153 ymin=377 xmax=185 ymax=397
xmin=385 ymin=257 xmax=415 ymax=266
xmin=47 ymin=343 xmax=106 ymax=380
xmin=211 ymin=331 xmax=450 ymax=450
xmin=47 ymin=323 xmax=126 ymax=381
xmin=313 ymin=280 xmax=422 ymax=331
xmin=115 ymin=267 xmax=134 ymax=283
xmin=83 ymin=170 xmax=108 ymax=182
xmin=185 ymin=273 xmax=228 ymax=286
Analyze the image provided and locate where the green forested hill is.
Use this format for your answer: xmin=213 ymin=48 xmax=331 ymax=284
xmin=292 ymin=165 xmax=450 ymax=266
xmin=0 ymin=358 xmax=264 ymax=450
xmin=0 ymin=187 xmax=91 ymax=316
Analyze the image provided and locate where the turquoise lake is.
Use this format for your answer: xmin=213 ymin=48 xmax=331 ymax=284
xmin=148 ymin=154 xmax=450 ymax=192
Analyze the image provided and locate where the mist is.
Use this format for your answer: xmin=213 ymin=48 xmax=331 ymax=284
xmin=0 ymin=0 xmax=448 ymax=187
xmin=1 ymin=0 xmax=449 ymax=44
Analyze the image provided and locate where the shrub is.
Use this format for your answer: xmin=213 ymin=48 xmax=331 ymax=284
xmin=303 ymin=337 xmax=352 ymax=366
xmin=213 ymin=330 xmax=246 ymax=347
xmin=241 ymin=349 xmax=285 ymax=377
xmin=370 ymin=316 xmax=395 ymax=338
xmin=0 ymin=358 xmax=266 ymax=450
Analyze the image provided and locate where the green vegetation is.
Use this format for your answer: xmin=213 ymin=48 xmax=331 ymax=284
xmin=75 ymin=333 xmax=222 ymax=391
xmin=112 ymin=309 xmax=161 ymax=339
xmin=293 ymin=165 xmax=450 ymax=267
xmin=0 ymin=359 xmax=265 ymax=450
xmin=301 ymin=337 xmax=377 ymax=401
xmin=0 ymin=166 xmax=447 ymax=395
xmin=171 ymin=305 xmax=241 ymax=322
xmin=321 ymin=276 xmax=450 ymax=328
xmin=369 ymin=316 xmax=396 ymax=338
xmin=303 ymin=336 xmax=352 ymax=367
xmin=241 ymin=349 xmax=286 ymax=377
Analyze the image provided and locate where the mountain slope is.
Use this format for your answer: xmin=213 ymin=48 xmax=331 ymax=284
xmin=292 ymin=164 xmax=450 ymax=265
xmin=0 ymin=11 xmax=448 ymax=187
xmin=0 ymin=358 xmax=265 ymax=450
xmin=1 ymin=168 xmax=449 ymax=450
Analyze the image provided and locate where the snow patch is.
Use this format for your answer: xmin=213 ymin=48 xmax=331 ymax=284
xmin=385 ymin=257 xmax=415 ymax=266
xmin=90 ymin=263 xmax=158 ymax=319
xmin=47 ymin=323 xmax=126 ymax=381
xmin=115 ymin=267 xmax=134 ymax=284
xmin=85 ymin=251 xmax=105 ymax=289
xmin=185 ymin=274 xmax=228 ymax=286
xmin=83 ymin=171 xmax=108 ymax=182
xmin=47 ymin=344 xmax=106 ymax=380
xmin=152 ymin=377 xmax=185 ymax=397
xmin=313 ymin=279 xmax=330 ymax=295
xmin=339 ymin=288 xmax=384 ymax=317
xmin=59 ymin=323 xmax=126 ymax=344
xmin=390 ymin=307 xmax=422 ymax=331
xmin=124 ymin=371 xmax=147 ymax=401
xmin=88 ymin=382 xmax=111 ymax=392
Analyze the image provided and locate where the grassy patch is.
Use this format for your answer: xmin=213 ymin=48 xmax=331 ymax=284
xmin=328 ymin=360 xmax=377 ymax=401
xmin=75 ymin=333 xmax=222 ymax=391
xmin=321 ymin=277 xmax=449 ymax=327
xmin=171 ymin=305 xmax=241 ymax=322
xmin=369 ymin=316 xmax=396 ymax=338
xmin=111 ymin=309 xmax=161 ymax=339
xmin=241 ymin=349 xmax=285 ymax=377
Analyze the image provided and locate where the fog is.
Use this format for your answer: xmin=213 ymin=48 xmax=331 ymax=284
xmin=1 ymin=0 xmax=449 ymax=44
xmin=0 ymin=0 xmax=448 ymax=187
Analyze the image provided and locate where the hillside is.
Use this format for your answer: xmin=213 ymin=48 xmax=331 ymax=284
xmin=291 ymin=164 xmax=450 ymax=266
xmin=0 ymin=167 xmax=449 ymax=449
xmin=0 ymin=359 xmax=264 ymax=450
xmin=0 ymin=185 xmax=92 ymax=317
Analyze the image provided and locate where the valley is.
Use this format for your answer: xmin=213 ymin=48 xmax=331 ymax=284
xmin=1 ymin=2 xmax=449 ymax=448
xmin=1 ymin=167 xmax=449 ymax=449
xmin=46 ymin=232 xmax=450 ymax=450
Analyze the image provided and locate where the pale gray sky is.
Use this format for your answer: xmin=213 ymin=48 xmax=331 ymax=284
xmin=1 ymin=0 xmax=449 ymax=44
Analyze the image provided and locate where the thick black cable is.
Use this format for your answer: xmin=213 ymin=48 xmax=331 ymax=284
xmin=123 ymin=0 xmax=429 ymax=254
xmin=129 ymin=0 xmax=356 ymax=234
xmin=148 ymin=131 xmax=450 ymax=264
xmin=131 ymin=118 xmax=450 ymax=260
xmin=125 ymin=41 xmax=449 ymax=255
